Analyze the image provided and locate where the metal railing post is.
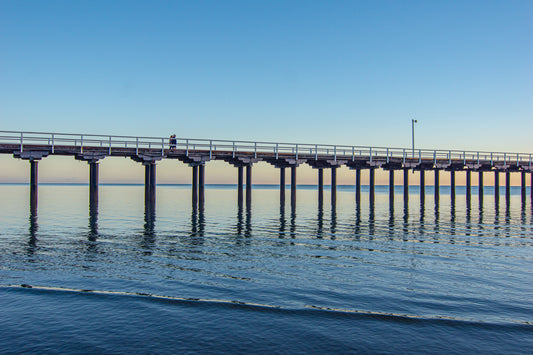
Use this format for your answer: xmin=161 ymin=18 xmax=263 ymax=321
xmin=295 ymin=144 xmax=298 ymax=160
xmin=369 ymin=147 xmax=372 ymax=163
xmin=186 ymin=139 xmax=189 ymax=157
xmin=334 ymin=145 xmax=337 ymax=162
xmin=402 ymin=148 xmax=405 ymax=164
xmin=418 ymin=149 xmax=421 ymax=163
xmin=161 ymin=138 xmax=164 ymax=156
xmin=210 ymin=140 xmax=213 ymax=159
xmin=51 ymin=133 xmax=55 ymax=154
xmin=233 ymin=142 xmax=236 ymax=158
xmin=20 ymin=132 xmax=23 ymax=152
xmin=433 ymin=150 xmax=436 ymax=165
xmin=275 ymin=143 xmax=278 ymax=159
xmin=315 ymin=144 xmax=318 ymax=160
xmin=352 ymin=146 xmax=354 ymax=161
xmin=386 ymin=148 xmax=389 ymax=163
xmin=136 ymin=137 xmax=139 ymax=155
xmin=108 ymin=136 xmax=112 ymax=155
xmin=254 ymin=142 xmax=256 ymax=159
xmin=81 ymin=135 xmax=84 ymax=153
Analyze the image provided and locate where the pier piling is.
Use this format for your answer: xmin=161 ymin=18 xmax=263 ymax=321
xmin=495 ymin=171 xmax=500 ymax=202
xmin=192 ymin=165 xmax=198 ymax=207
xmin=403 ymin=169 xmax=409 ymax=203
xmin=30 ymin=160 xmax=38 ymax=210
xmin=434 ymin=169 xmax=440 ymax=202
xmin=389 ymin=169 xmax=394 ymax=203
xmin=291 ymin=166 xmax=296 ymax=208
xmin=280 ymin=167 xmax=286 ymax=204
xmin=355 ymin=168 xmax=361 ymax=204
xmin=318 ymin=168 xmax=324 ymax=207
xmin=237 ymin=166 xmax=243 ymax=207
xmin=89 ymin=162 xmax=99 ymax=208
xmin=331 ymin=167 xmax=337 ymax=206
xmin=199 ymin=164 xmax=205 ymax=207
xmin=246 ymin=165 xmax=252 ymax=206
xmin=420 ymin=169 xmax=425 ymax=202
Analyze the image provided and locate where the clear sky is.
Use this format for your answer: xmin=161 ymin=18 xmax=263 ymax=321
xmin=1 ymin=0 xmax=532 ymax=184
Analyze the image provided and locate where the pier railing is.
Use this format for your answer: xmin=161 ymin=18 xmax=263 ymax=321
xmin=0 ymin=130 xmax=531 ymax=166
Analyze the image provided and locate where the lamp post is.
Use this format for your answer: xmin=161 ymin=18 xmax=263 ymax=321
xmin=411 ymin=119 xmax=417 ymax=158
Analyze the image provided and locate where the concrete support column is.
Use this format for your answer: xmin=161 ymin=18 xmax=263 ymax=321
xmin=192 ymin=165 xmax=198 ymax=207
xmin=237 ymin=166 xmax=243 ymax=207
xmin=331 ymin=167 xmax=337 ymax=206
xmin=466 ymin=170 xmax=472 ymax=203
xmin=403 ymin=169 xmax=409 ymax=203
xmin=198 ymin=164 xmax=205 ymax=208
xmin=450 ymin=171 xmax=456 ymax=200
xmin=506 ymin=171 xmax=511 ymax=202
xmin=246 ymin=165 xmax=252 ymax=206
xmin=420 ymin=169 xmax=425 ymax=202
xmin=290 ymin=166 xmax=296 ymax=207
xmin=150 ymin=163 xmax=156 ymax=205
xmin=30 ymin=160 xmax=38 ymax=210
xmin=479 ymin=171 xmax=484 ymax=199
xmin=355 ymin=168 xmax=361 ymax=204
xmin=494 ymin=171 xmax=500 ymax=202
xmin=318 ymin=168 xmax=324 ymax=206
xmin=434 ymin=170 xmax=440 ymax=202
xmin=280 ymin=167 xmax=286 ymax=204
xmin=89 ymin=162 xmax=99 ymax=209
xmin=389 ymin=170 xmax=394 ymax=202
xmin=521 ymin=171 xmax=526 ymax=202
xmin=369 ymin=168 xmax=375 ymax=203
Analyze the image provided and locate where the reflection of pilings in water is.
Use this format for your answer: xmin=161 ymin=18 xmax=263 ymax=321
xmin=142 ymin=202 xmax=156 ymax=252
xmin=316 ymin=204 xmax=323 ymax=239
xmin=388 ymin=203 xmax=395 ymax=240
xmin=368 ymin=200 xmax=375 ymax=237
xmin=189 ymin=205 xmax=206 ymax=245
xmin=419 ymin=201 xmax=425 ymax=240
xmin=245 ymin=204 xmax=252 ymax=238
xmin=433 ymin=201 xmax=440 ymax=243
xmin=494 ymin=200 xmax=500 ymax=231
xmin=354 ymin=204 xmax=361 ymax=237
xmin=28 ymin=205 xmax=38 ymax=255
xmin=450 ymin=200 xmax=456 ymax=238
xmin=465 ymin=201 xmax=471 ymax=237
xmin=402 ymin=205 xmax=409 ymax=240
xmin=289 ymin=205 xmax=296 ymax=239
xmin=504 ymin=197 xmax=511 ymax=238
xmin=330 ymin=204 xmax=337 ymax=239
xmin=88 ymin=198 xmax=98 ymax=242
xmin=279 ymin=204 xmax=286 ymax=239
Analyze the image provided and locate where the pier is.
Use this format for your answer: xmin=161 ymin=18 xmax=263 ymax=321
xmin=1 ymin=131 xmax=532 ymax=212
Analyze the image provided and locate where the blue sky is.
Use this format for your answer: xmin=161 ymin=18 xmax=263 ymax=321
xmin=1 ymin=0 xmax=532 ymax=183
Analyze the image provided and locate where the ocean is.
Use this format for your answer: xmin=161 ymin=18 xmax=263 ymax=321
xmin=1 ymin=184 xmax=532 ymax=353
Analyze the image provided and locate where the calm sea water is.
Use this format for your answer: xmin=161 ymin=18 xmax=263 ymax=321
xmin=1 ymin=183 xmax=532 ymax=353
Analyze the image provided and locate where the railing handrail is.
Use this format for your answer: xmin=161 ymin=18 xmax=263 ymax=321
xmin=0 ymin=130 xmax=531 ymax=159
